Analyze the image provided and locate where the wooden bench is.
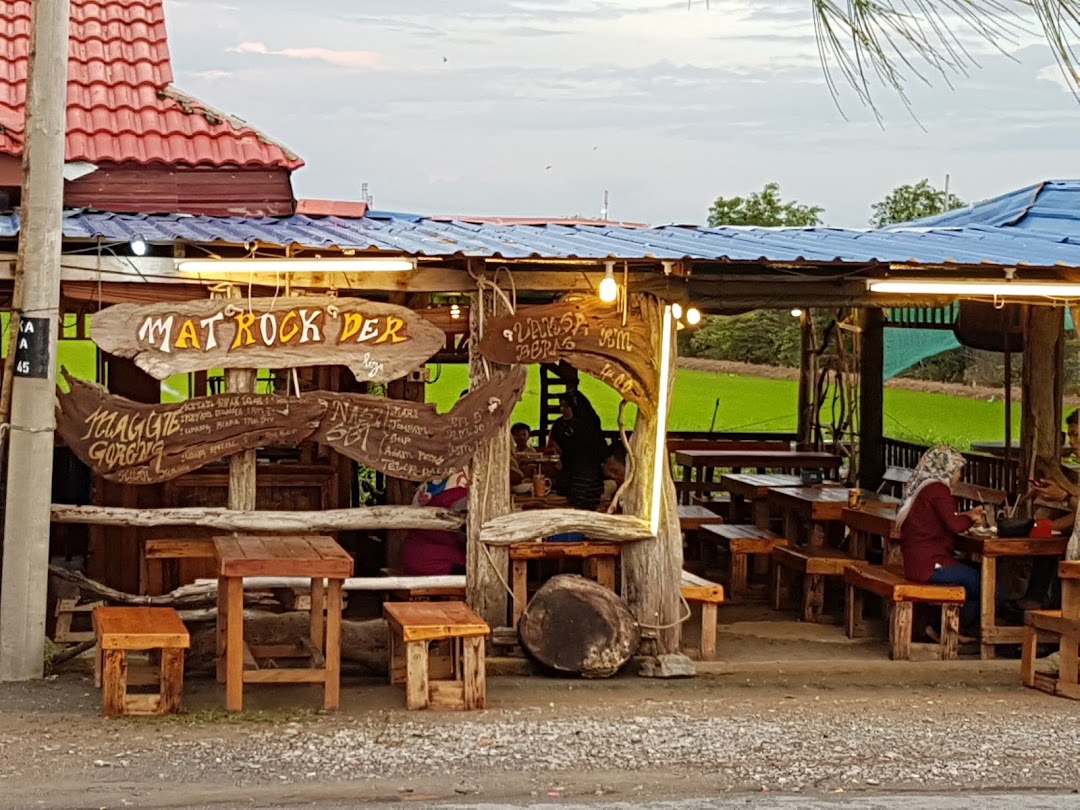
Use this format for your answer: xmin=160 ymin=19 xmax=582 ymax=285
xmin=681 ymin=570 xmax=724 ymax=660
xmin=92 ymin=606 xmax=190 ymax=717
xmin=700 ymin=524 xmax=787 ymax=601
xmin=509 ymin=541 xmax=620 ymax=627
xmin=844 ymin=565 xmax=966 ymax=660
xmin=384 ymin=601 xmax=489 ymax=710
xmin=771 ymin=546 xmax=859 ymax=623
xmin=1022 ymin=609 xmax=1080 ymax=699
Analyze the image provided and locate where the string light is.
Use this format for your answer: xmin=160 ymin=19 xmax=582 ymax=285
xmin=791 ymin=308 xmax=803 ymax=318
xmin=130 ymin=237 xmax=148 ymax=256
xmin=598 ymin=264 xmax=618 ymax=303
xmin=685 ymin=307 xmax=701 ymax=325
xmin=671 ymin=302 xmax=683 ymax=320
xmin=450 ymin=303 xmax=461 ymax=320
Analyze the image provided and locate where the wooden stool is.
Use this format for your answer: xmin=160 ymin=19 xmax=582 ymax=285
xmin=92 ymin=606 xmax=190 ymax=717
xmin=700 ymin=524 xmax=787 ymax=601
xmin=384 ymin=601 xmax=490 ymax=710
xmin=509 ymin=541 xmax=620 ymax=627
xmin=1022 ymin=610 xmax=1080 ymax=699
xmin=680 ymin=570 xmax=725 ymax=660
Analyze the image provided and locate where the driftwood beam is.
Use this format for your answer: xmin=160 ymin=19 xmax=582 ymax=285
xmin=480 ymin=509 xmax=655 ymax=546
xmin=50 ymin=505 xmax=465 ymax=532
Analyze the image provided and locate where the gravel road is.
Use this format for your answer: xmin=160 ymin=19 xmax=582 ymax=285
xmin=3 ymin=669 xmax=1080 ymax=808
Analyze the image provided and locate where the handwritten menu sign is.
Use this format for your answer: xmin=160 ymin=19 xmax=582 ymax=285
xmin=90 ymin=296 xmax=445 ymax=383
xmin=56 ymin=372 xmax=327 ymax=484
xmin=477 ymin=297 xmax=659 ymax=412
xmin=56 ymin=367 xmax=526 ymax=485
xmin=313 ymin=366 xmax=527 ymax=480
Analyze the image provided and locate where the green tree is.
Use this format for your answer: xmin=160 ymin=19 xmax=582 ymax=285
xmin=707 ymin=182 xmax=824 ymax=228
xmin=870 ymin=180 xmax=965 ymax=227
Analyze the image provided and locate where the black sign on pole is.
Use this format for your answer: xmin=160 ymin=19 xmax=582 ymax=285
xmin=13 ymin=317 xmax=51 ymax=379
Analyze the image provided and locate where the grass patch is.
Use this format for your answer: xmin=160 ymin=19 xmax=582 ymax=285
xmin=426 ymin=363 xmax=1021 ymax=451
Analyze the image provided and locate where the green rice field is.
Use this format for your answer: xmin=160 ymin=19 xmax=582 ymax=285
xmin=44 ymin=336 xmax=1022 ymax=451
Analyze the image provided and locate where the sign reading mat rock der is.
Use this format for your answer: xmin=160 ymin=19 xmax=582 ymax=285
xmin=56 ymin=367 xmax=526 ymax=484
xmin=56 ymin=372 xmax=326 ymax=485
xmin=91 ymin=296 xmax=445 ymax=383
xmin=477 ymin=297 xmax=660 ymax=413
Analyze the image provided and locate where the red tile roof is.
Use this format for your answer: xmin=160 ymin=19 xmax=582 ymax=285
xmin=0 ymin=0 xmax=303 ymax=170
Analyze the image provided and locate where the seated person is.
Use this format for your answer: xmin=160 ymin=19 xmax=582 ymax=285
xmin=602 ymin=443 xmax=627 ymax=500
xmin=547 ymin=391 xmax=606 ymax=509
xmin=896 ymin=445 xmax=1001 ymax=643
xmin=401 ymin=471 xmax=469 ymax=576
xmin=1022 ymin=409 xmax=1080 ymax=609
xmin=511 ymin=423 xmax=533 ymax=454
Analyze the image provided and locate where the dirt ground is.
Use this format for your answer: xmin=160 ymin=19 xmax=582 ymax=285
xmin=5 ymin=618 xmax=1080 ymax=809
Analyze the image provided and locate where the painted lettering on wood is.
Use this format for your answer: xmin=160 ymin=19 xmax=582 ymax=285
xmin=314 ymin=366 xmax=527 ymax=481
xmin=90 ymin=296 xmax=445 ymax=382
xmin=476 ymin=297 xmax=659 ymax=411
xmin=56 ymin=373 xmax=327 ymax=484
xmin=57 ymin=367 xmax=526 ymax=485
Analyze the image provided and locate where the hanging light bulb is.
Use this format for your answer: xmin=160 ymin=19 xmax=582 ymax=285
xmin=130 ymin=237 xmax=148 ymax=256
xmin=598 ymin=264 xmax=618 ymax=303
xmin=450 ymin=303 xmax=461 ymax=320
xmin=686 ymin=307 xmax=701 ymax=325
xmin=671 ymin=302 xmax=683 ymax=320
xmin=791 ymin=308 xmax=804 ymax=318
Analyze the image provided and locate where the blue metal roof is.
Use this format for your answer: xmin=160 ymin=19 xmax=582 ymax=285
xmin=5 ymin=204 xmax=1080 ymax=270
xmin=901 ymin=180 xmax=1080 ymax=238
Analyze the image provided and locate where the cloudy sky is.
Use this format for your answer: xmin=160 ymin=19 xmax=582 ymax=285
xmin=163 ymin=0 xmax=1080 ymax=226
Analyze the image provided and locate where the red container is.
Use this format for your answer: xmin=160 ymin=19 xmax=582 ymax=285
xmin=1031 ymin=518 xmax=1055 ymax=539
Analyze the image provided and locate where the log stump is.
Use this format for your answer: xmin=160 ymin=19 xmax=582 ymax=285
xmin=518 ymin=574 xmax=640 ymax=678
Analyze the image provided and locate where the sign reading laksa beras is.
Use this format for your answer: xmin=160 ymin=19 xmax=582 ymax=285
xmin=91 ymin=296 xmax=445 ymax=382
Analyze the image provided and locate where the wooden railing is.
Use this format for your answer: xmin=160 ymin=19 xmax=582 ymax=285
xmin=881 ymin=437 xmax=1020 ymax=497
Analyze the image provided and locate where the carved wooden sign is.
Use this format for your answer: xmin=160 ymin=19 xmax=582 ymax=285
xmin=56 ymin=367 xmax=527 ymax=485
xmin=477 ymin=297 xmax=659 ymax=411
xmin=56 ymin=373 xmax=327 ymax=485
xmin=313 ymin=366 xmax=527 ymax=481
xmin=90 ymin=296 xmax=445 ymax=383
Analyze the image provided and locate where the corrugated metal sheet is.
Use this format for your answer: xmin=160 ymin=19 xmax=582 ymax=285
xmin=901 ymin=180 xmax=1080 ymax=238
xmin=27 ymin=210 xmax=1080 ymax=270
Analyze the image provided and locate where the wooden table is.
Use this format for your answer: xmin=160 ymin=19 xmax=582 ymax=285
xmin=214 ymin=535 xmax=353 ymax=712
xmin=513 ymin=494 xmax=569 ymax=511
xmin=841 ymin=503 xmax=900 ymax=562
xmin=675 ymin=450 xmax=841 ymax=505
xmin=509 ymin=541 xmax=620 ymax=626
xmin=719 ymin=473 xmax=802 ymax=527
xmin=384 ymin=601 xmax=489 ymax=710
xmin=770 ymin=487 xmax=897 ymax=549
xmin=954 ymin=533 xmax=1069 ymax=660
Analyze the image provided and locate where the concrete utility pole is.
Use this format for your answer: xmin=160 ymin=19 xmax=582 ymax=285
xmin=0 ymin=0 xmax=70 ymax=681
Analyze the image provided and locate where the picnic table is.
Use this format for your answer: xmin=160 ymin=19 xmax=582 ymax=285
xmin=719 ymin=473 xmax=807 ymax=527
xmin=954 ymin=533 xmax=1069 ymax=660
xmin=769 ymin=487 xmax=898 ymax=549
xmin=214 ymin=534 xmax=352 ymax=712
xmin=674 ymin=449 xmax=841 ymax=505
xmin=677 ymin=504 xmax=725 ymax=532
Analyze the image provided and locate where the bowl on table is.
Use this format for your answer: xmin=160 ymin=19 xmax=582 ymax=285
xmin=996 ymin=517 xmax=1035 ymax=538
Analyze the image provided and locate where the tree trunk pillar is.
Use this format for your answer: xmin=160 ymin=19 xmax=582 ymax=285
xmin=1022 ymin=306 xmax=1065 ymax=492
xmin=796 ymin=310 xmax=816 ymax=448
xmin=621 ymin=296 xmax=682 ymax=655
xmin=226 ymin=369 xmax=257 ymax=511
xmin=465 ymin=285 xmax=511 ymax=629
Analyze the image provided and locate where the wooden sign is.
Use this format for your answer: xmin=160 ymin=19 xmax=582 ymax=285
xmin=56 ymin=373 xmax=327 ymax=484
xmin=90 ymin=296 xmax=446 ymax=383
xmin=314 ymin=366 xmax=527 ymax=481
xmin=477 ymin=297 xmax=659 ymax=411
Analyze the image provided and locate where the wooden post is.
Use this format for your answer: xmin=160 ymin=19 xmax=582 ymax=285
xmin=1022 ymin=306 xmax=1065 ymax=497
xmin=796 ymin=310 xmax=815 ymax=448
xmin=621 ymin=295 xmax=683 ymax=656
xmin=0 ymin=0 xmax=71 ymax=682
xmin=858 ymin=307 xmax=885 ymax=490
xmin=465 ymin=285 xmax=511 ymax=629
xmin=226 ymin=369 xmax=257 ymax=511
